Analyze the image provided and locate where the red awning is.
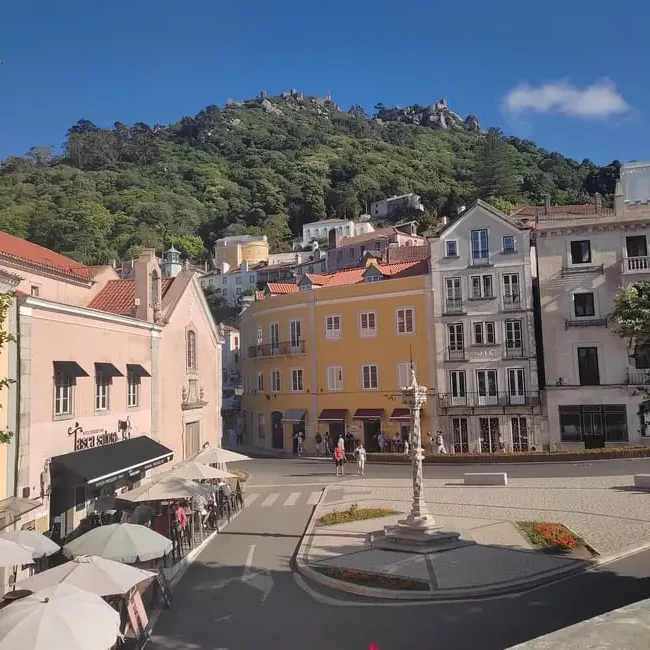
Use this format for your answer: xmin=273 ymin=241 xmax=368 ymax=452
xmin=353 ymin=409 xmax=384 ymax=420
xmin=389 ymin=408 xmax=410 ymax=421
xmin=318 ymin=409 xmax=348 ymax=422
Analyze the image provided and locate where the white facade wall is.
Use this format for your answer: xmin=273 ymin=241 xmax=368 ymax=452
xmin=201 ymin=269 xmax=258 ymax=306
xmin=537 ymin=217 xmax=650 ymax=448
xmin=301 ymin=220 xmax=374 ymax=247
xmin=431 ymin=203 xmax=543 ymax=453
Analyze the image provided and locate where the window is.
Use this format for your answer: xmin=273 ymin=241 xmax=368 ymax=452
xmin=30 ymin=285 xmax=40 ymax=297
xmin=559 ymin=405 xmax=628 ymax=442
xmin=511 ymin=417 xmax=529 ymax=452
xmin=480 ymin=417 xmax=500 ymax=453
xmin=473 ymin=321 xmax=496 ymax=345
xmin=445 ymin=277 xmax=462 ymax=311
xmin=291 ymin=368 xmax=304 ymax=392
xmin=452 ymin=417 xmax=469 ymax=453
xmin=505 ymin=320 xmax=523 ymax=355
xmin=325 ymin=315 xmax=342 ymax=340
xmin=235 ymin=276 xmax=242 ymax=285
xmin=270 ymin=323 xmax=279 ymax=350
xmin=257 ymin=413 xmax=266 ymax=440
xmin=186 ymin=330 xmax=197 ymax=370
xmin=327 ymin=366 xmax=343 ymax=392
xmin=290 ymin=319 xmax=302 ymax=347
xmin=446 ymin=240 xmax=458 ymax=257
xmin=574 ymin=293 xmax=595 ymax=318
xmin=635 ymin=347 xmax=650 ymax=370
xmin=360 ymin=312 xmax=377 ymax=337
xmin=470 ymin=275 xmax=493 ymax=299
xmin=470 ymin=229 xmax=489 ymax=262
xmin=626 ymin=235 xmax=647 ymax=258
xmin=222 ymin=277 xmax=228 ymax=285
xmin=95 ymin=371 xmax=110 ymax=411
xmin=127 ymin=371 xmax=140 ymax=408
xmin=249 ymin=274 xmax=256 ymax=284
xmin=502 ymin=273 xmax=520 ymax=307
xmin=476 ymin=369 xmax=498 ymax=405
xmin=256 ymin=327 xmax=263 ymax=346
xmin=570 ymin=240 xmax=592 ymax=264
xmin=257 ymin=372 xmax=264 ymax=392
xmin=271 ymin=370 xmax=281 ymax=393
xmin=397 ymin=361 xmax=415 ymax=389
xmin=578 ymin=347 xmax=600 ymax=386
xmin=449 ymin=370 xmax=466 ymax=405
xmin=365 ymin=274 xmax=381 ymax=282
xmin=502 ymin=236 xmax=515 ymax=254
xmin=54 ymin=372 xmax=73 ymax=416
xmin=448 ymin=323 xmax=464 ymax=350
xmin=396 ymin=308 xmax=414 ymax=335
xmin=507 ymin=368 xmax=525 ymax=404
xmin=361 ymin=364 xmax=379 ymax=390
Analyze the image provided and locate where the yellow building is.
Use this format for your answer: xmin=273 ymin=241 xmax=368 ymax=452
xmin=240 ymin=258 xmax=436 ymax=453
xmin=214 ymin=234 xmax=269 ymax=270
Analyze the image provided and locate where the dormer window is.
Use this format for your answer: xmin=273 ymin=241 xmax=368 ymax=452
xmin=446 ymin=241 xmax=458 ymax=258
xmin=366 ymin=275 xmax=382 ymax=282
xmin=186 ymin=330 xmax=197 ymax=371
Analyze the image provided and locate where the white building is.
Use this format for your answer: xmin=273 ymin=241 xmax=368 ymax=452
xmin=300 ymin=219 xmax=374 ymax=248
xmin=370 ymin=194 xmax=425 ymax=220
xmin=536 ymin=169 xmax=650 ymax=449
xmin=201 ymin=260 xmax=258 ymax=306
xmin=430 ymin=201 xmax=543 ymax=453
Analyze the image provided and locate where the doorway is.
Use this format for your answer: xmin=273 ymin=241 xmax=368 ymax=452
xmin=292 ymin=422 xmax=304 ymax=454
xmin=363 ymin=420 xmax=381 ymax=451
xmin=327 ymin=422 xmax=345 ymax=447
xmin=479 ymin=417 xmax=500 ymax=453
xmin=271 ymin=411 xmax=283 ymax=450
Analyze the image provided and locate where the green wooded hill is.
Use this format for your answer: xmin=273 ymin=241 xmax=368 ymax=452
xmin=0 ymin=94 xmax=621 ymax=264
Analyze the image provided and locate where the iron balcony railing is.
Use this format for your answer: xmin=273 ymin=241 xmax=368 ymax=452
xmin=565 ymin=318 xmax=608 ymax=329
xmin=627 ymin=368 xmax=650 ymax=386
xmin=446 ymin=346 xmax=467 ymax=361
xmin=248 ymin=340 xmax=306 ymax=359
xmin=561 ymin=264 xmax=604 ymax=276
xmin=504 ymin=344 xmax=525 ymax=358
xmin=502 ymin=295 xmax=522 ymax=311
xmin=622 ymin=256 xmax=650 ymax=274
xmin=439 ymin=391 xmax=541 ymax=408
xmin=444 ymin=298 xmax=465 ymax=314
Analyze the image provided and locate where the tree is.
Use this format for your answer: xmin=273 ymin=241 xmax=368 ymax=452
xmin=202 ymin=285 xmax=239 ymax=325
xmin=475 ymin=129 xmax=520 ymax=200
xmin=261 ymin=214 xmax=293 ymax=253
xmin=608 ymin=282 xmax=650 ymax=348
xmin=348 ymin=105 xmax=367 ymax=119
xmin=0 ymin=291 xmax=15 ymax=443
xmin=172 ymin=234 xmax=205 ymax=260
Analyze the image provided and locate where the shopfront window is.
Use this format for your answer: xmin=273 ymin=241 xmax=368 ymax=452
xmin=559 ymin=405 xmax=628 ymax=442
xmin=95 ymin=371 xmax=110 ymax=411
xmin=54 ymin=372 xmax=73 ymax=416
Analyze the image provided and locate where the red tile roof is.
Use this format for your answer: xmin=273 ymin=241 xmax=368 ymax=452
xmin=335 ymin=226 xmax=424 ymax=248
xmin=266 ymin=282 xmax=299 ymax=294
xmin=88 ymin=278 xmax=174 ymax=316
xmin=255 ymin=290 xmax=266 ymax=301
xmin=304 ymin=259 xmax=428 ymax=288
xmin=511 ymin=203 xmax=615 ymax=219
xmin=0 ymin=231 xmax=90 ymax=279
xmin=384 ymin=245 xmax=430 ymax=264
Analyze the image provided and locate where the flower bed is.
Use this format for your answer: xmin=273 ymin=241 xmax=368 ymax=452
xmin=518 ymin=521 xmax=583 ymax=552
xmin=316 ymin=503 xmax=397 ymax=527
xmin=313 ymin=566 xmax=429 ymax=591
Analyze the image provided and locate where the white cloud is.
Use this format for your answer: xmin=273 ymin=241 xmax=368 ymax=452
xmin=503 ymin=79 xmax=629 ymax=118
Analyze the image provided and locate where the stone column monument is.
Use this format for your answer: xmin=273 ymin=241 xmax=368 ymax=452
xmin=375 ymin=368 xmax=461 ymax=553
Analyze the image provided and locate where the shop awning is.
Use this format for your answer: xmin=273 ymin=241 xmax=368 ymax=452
xmin=389 ymin=408 xmax=411 ymax=421
xmin=51 ymin=436 xmax=173 ymax=488
xmin=318 ymin=409 xmax=348 ymax=422
xmin=353 ymin=409 xmax=384 ymax=420
xmin=95 ymin=362 xmax=124 ymax=378
xmin=53 ymin=361 xmax=89 ymax=377
xmin=126 ymin=363 xmax=151 ymax=378
xmin=282 ymin=409 xmax=306 ymax=423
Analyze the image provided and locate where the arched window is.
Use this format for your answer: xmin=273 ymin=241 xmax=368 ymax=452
xmin=186 ymin=330 xmax=197 ymax=370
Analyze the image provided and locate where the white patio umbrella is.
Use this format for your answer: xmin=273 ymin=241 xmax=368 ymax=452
xmin=195 ymin=445 xmax=252 ymax=465
xmin=17 ymin=555 xmax=155 ymax=597
xmin=63 ymin=523 xmax=172 ymax=563
xmin=118 ymin=475 xmax=215 ymax=503
xmin=0 ymin=537 xmax=34 ymax=567
xmin=0 ymin=531 xmax=59 ymax=559
xmin=0 ymin=583 xmax=120 ymax=650
xmin=168 ymin=460 xmax=235 ymax=481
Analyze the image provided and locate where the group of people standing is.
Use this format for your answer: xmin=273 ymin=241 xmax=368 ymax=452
xmin=332 ymin=434 xmax=366 ymax=477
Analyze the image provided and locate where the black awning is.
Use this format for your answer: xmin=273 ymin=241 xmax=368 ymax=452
xmin=53 ymin=361 xmax=89 ymax=378
xmin=52 ymin=436 xmax=173 ymax=488
xmin=126 ymin=363 xmax=151 ymax=378
xmin=95 ymin=362 xmax=124 ymax=378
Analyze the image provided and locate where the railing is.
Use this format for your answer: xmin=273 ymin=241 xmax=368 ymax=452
xmin=470 ymin=255 xmax=491 ymax=267
xmin=444 ymin=298 xmax=465 ymax=314
xmin=622 ymin=256 xmax=650 ymax=274
xmin=439 ymin=391 xmax=541 ymax=408
xmin=468 ymin=292 xmax=496 ymax=301
xmin=561 ymin=264 xmax=604 ymax=276
xmin=447 ymin=346 xmax=466 ymax=361
xmin=502 ymin=295 xmax=522 ymax=311
xmin=627 ymin=368 xmax=650 ymax=386
xmin=565 ymin=318 xmax=608 ymax=329
xmin=248 ymin=340 xmax=306 ymax=358
xmin=504 ymin=344 xmax=525 ymax=359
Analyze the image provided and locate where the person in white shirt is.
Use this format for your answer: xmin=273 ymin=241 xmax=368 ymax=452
xmin=354 ymin=442 xmax=367 ymax=476
xmin=436 ymin=431 xmax=447 ymax=454
xmin=337 ymin=435 xmax=345 ymax=450
xmin=297 ymin=430 xmax=304 ymax=456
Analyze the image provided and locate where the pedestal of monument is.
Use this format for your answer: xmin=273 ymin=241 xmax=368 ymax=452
xmin=372 ymin=514 xmax=465 ymax=554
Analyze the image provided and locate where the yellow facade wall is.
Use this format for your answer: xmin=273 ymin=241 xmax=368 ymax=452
xmin=241 ymin=274 xmax=437 ymax=453
xmin=216 ymin=241 xmax=269 ymax=270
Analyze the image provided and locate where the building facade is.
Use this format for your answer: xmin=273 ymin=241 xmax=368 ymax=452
xmin=370 ymin=194 xmax=425 ymax=220
xmin=300 ymin=218 xmax=374 ymax=248
xmin=430 ymin=201 xmax=543 ymax=453
xmin=240 ymin=259 xmax=435 ymax=453
xmin=213 ymin=235 xmax=269 ymax=269
xmin=536 ymin=174 xmax=650 ymax=448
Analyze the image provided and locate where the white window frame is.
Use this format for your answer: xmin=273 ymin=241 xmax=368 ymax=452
xmin=54 ymin=372 xmax=73 ymax=417
xmin=269 ymin=322 xmax=279 ymax=352
xmin=127 ymin=371 xmax=140 ymax=408
xmin=502 ymin=235 xmax=516 ymax=254
xmin=505 ymin=319 xmax=523 ymax=351
xmin=473 ymin=321 xmax=496 ymax=345
xmin=327 ymin=366 xmax=344 ymax=392
xmin=271 ymin=370 xmax=281 ymax=393
xmin=448 ymin=323 xmax=464 ymax=350
xmin=476 ymin=369 xmax=498 ymax=406
xmin=361 ymin=364 xmax=379 ymax=390
xmin=289 ymin=319 xmax=302 ymax=348
xmin=359 ymin=311 xmax=377 ymax=337
xmin=470 ymin=275 xmax=494 ymax=299
xmin=397 ymin=361 xmax=416 ymax=389
xmin=95 ymin=371 xmax=110 ymax=412
xmin=470 ymin=228 xmax=489 ymax=262
xmin=396 ymin=308 xmax=415 ymax=335
xmin=257 ymin=372 xmax=264 ymax=392
xmin=445 ymin=240 xmax=458 ymax=257
xmin=507 ymin=367 xmax=526 ymax=405
xmin=449 ymin=370 xmax=467 ymax=406
xmin=325 ymin=314 xmax=342 ymax=340
xmin=291 ymin=368 xmax=304 ymax=392
xmin=257 ymin=327 xmax=263 ymax=346
xmin=568 ymin=239 xmax=593 ymax=266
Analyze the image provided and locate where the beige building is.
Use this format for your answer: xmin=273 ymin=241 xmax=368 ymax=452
xmin=214 ymin=235 xmax=269 ymax=270
xmin=533 ymin=168 xmax=650 ymax=449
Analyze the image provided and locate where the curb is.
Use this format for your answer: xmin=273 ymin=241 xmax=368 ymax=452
xmin=294 ymin=492 xmax=650 ymax=601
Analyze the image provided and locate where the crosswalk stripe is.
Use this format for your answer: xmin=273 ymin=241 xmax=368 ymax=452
xmin=244 ymin=493 xmax=259 ymax=506
xmin=283 ymin=492 xmax=301 ymax=507
xmin=260 ymin=493 xmax=279 ymax=507
xmin=307 ymin=491 xmax=322 ymax=505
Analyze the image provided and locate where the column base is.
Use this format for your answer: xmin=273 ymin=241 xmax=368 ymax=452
xmin=372 ymin=523 xmax=466 ymax=554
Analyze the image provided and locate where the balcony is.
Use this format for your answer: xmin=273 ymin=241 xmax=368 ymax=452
xmin=622 ymin=256 xmax=650 ymax=275
xmin=504 ymin=344 xmax=525 ymax=359
xmin=248 ymin=340 xmax=305 ymax=359
xmin=468 ymin=292 xmax=496 ymax=302
xmin=565 ymin=318 xmax=608 ymax=329
xmin=627 ymin=368 xmax=650 ymax=386
xmin=438 ymin=391 xmax=541 ymax=409
xmin=470 ymin=255 xmax=492 ymax=267
xmin=501 ymin=295 xmax=522 ymax=311
xmin=443 ymin=298 xmax=466 ymax=315
xmin=446 ymin=346 xmax=467 ymax=361
xmin=561 ymin=264 xmax=604 ymax=277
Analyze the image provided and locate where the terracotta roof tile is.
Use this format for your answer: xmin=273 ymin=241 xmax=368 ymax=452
xmin=305 ymin=260 xmax=428 ymax=289
xmin=384 ymin=245 xmax=430 ymax=264
xmin=88 ymin=278 xmax=174 ymax=316
xmin=266 ymin=282 xmax=299 ymax=294
xmin=255 ymin=290 xmax=266 ymax=301
xmin=0 ymin=231 xmax=89 ymax=279
xmin=511 ymin=203 xmax=615 ymax=219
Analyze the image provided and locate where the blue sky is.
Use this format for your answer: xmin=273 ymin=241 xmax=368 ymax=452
xmin=0 ymin=0 xmax=647 ymax=165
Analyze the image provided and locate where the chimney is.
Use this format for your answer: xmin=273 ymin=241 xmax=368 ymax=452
xmin=328 ymin=228 xmax=339 ymax=250
xmin=134 ymin=248 xmax=162 ymax=322
xmin=595 ymin=192 xmax=602 ymax=214
xmin=544 ymin=194 xmax=551 ymax=215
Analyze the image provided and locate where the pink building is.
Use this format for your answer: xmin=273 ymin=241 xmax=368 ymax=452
xmin=0 ymin=234 xmax=222 ymax=538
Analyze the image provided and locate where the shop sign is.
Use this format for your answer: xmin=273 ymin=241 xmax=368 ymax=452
xmin=69 ymin=417 xmax=132 ymax=451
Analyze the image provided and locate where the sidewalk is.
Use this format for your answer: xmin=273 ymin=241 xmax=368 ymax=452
xmin=297 ymin=475 xmax=650 ymax=600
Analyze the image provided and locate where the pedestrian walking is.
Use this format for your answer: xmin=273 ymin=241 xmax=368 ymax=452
xmin=334 ymin=444 xmax=345 ymax=476
xmin=403 ymin=439 xmax=409 ymax=455
xmin=324 ymin=432 xmax=332 ymax=455
xmin=315 ymin=433 xmax=323 ymax=456
xmin=427 ymin=431 xmax=435 ymax=454
xmin=337 ymin=435 xmax=345 ymax=450
xmin=436 ymin=431 xmax=447 ymax=454
xmin=297 ymin=430 xmax=304 ymax=456
xmin=354 ymin=442 xmax=366 ymax=476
